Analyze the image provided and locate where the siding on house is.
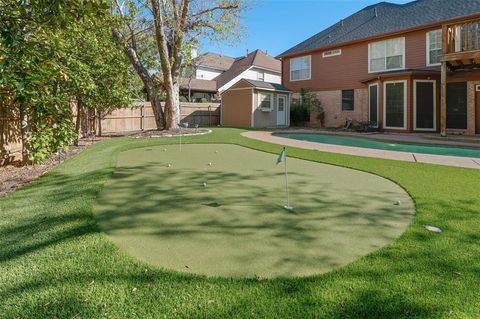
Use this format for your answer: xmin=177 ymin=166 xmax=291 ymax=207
xmin=196 ymin=67 xmax=224 ymax=80
xmin=282 ymin=26 xmax=443 ymax=92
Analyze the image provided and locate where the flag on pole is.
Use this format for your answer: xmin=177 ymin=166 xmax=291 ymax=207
xmin=277 ymin=147 xmax=286 ymax=165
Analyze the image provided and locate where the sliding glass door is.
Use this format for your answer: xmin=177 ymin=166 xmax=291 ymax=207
xmin=383 ymin=81 xmax=407 ymax=129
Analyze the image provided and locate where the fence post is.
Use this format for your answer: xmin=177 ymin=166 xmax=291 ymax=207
xmin=140 ymin=106 xmax=145 ymax=131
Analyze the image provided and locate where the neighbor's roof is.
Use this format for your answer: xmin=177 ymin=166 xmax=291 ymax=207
xmin=279 ymin=0 xmax=480 ymax=57
xmin=196 ymin=52 xmax=235 ymax=71
xmin=154 ymin=73 xmax=218 ymax=93
xmin=179 ymin=78 xmax=217 ymax=92
xmin=241 ymin=79 xmax=292 ymax=92
xmin=215 ymin=50 xmax=282 ymax=90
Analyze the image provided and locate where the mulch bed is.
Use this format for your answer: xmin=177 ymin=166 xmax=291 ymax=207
xmin=0 ymin=138 xmax=103 ymax=198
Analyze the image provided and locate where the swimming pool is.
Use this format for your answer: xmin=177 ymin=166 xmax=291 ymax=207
xmin=273 ymin=133 xmax=480 ymax=158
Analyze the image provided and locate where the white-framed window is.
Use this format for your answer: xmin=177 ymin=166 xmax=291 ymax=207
xmin=323 ymin=49 xmax=342 ymax=58
xmin=368 ymin=37 xmax=405 ymax=73
xmin=257 ymin=70 xmax=265 ymax=81
xmin=258 ymin=92 xmax=273 ymax=111
xmin=290 ymin=55 xmax=311 ymax=81
xmin=426 ymin=29 xmax=442 ymax=66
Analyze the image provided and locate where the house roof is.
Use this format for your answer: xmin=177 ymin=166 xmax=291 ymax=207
xmin=279 ymin=0 xmax=480 ymax=57
xmin=215 ymin=50 xmax=282 ymax=90
xmin=234 ymin=79 xmax=292 ymax=92
xmin=196 ymin=52 xmax=235 ymax=71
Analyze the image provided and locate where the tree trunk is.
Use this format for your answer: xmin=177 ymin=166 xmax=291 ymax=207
xmin=150 ymin=0 xmax=181 ymax=130
xmin=97 ymin=109 xmax=102 ymax=137
xmin=164 ymin=82 xmax=181 ymax=129
xmin=19 ymin=102 xmax=30 ymax=164
xmin=112 ymin=28 xmax=166 ymax=130
xmin=74 ymin=98 xmax=82 ymax=146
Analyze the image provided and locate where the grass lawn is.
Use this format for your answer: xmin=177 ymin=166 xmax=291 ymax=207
xmin=1 ymin=128 xmax=480 ymax=318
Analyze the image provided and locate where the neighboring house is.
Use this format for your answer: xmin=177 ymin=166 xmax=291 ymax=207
xmin=215 ymin=49 xmax=282 ymax=93
xmin=174 ymin=50 xmax=282 ymax=102
xmin=221 ymin=79 xmax=291 ymax=128
xmin=279 ymin=0 xmax=480 ymax=135
xmin=194 ymin=52 xmax=235 ymax=80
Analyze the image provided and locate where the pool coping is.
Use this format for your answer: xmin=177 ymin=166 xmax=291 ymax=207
xmin=242 ymin=131 xmax=480 ymax=170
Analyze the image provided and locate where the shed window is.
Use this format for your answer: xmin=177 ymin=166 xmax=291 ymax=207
xmin=290 ymin=56 xmax=311 ymax=81
xmin=342 ymin=90 xmax=355 ymax=111
xmin=258 ymin=93 xmax=273 ymax=111
xmin=369 ymin=37 xmax=405 ymax=72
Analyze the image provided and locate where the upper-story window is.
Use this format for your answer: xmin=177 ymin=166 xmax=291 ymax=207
xmin=257 ymin=70 xmax=265 ymax=81
xmin=369 ymin=37 xmax=405 ymax=73
xmin=427 ymin=30 xmax=442 ymax=66
xmin=290 ymin=55 xmax=311 ymax=81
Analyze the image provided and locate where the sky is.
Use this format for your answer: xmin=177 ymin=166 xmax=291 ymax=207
xmin=200 ymin=0 xmax=411 ymax=58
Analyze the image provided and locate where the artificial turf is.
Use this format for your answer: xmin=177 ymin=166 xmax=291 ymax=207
xmin=1 ymin=128 xmax=480 ymax=318
xmin=93 ymin=144 xmax=414 ymax=278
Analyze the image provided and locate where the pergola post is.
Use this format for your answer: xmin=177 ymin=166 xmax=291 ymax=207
xmin=440 ymin=24 xmax=448 ymax=137
xmin=440 ymin=61 xmax=447 ymax=137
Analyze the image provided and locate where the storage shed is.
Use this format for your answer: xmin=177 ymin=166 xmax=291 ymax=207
xmin=220 ymin=79 xmax=292 ymax=128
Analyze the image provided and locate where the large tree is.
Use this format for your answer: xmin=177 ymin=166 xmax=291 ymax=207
xmin=112 ymin=0 xmax=166 ymax=129
xmin=113 ymin=0 xmax=246 ymax=130
xmin=0 ymin=0 xmax=134 ymax=163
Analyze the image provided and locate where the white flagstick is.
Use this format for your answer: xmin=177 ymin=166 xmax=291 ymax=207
xmin=179 ymin=124 xmax=182 ymax=152
xmin=283 ymin=148 xmax=293 ymax=210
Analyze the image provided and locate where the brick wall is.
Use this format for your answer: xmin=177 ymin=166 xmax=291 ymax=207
xmin=307 ymin=88 xmax=368 ymax=128
xmin=466 ymin=81 xmax=479 ymax=135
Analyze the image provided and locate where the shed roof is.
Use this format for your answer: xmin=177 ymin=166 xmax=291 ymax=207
xmin=224 ymin=79 xmax=292 ymax=93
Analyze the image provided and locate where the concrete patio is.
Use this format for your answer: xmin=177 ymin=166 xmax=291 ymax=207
xmin=242 ymin=130 xmax=480 ymax=169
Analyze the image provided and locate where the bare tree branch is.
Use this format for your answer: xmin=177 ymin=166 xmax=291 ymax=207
xmin=190 ymin=4 xmax=239 ymax=19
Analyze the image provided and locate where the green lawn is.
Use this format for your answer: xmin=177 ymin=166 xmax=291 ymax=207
xmin=1 ymin=128 xmax=480 ymax=318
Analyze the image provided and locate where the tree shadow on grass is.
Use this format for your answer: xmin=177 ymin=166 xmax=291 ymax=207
xmin=2 ymin=143 xmax=479 ymax=318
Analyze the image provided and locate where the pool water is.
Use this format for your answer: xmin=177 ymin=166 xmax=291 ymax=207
xmin=273 ymin=133 xmax=480 ymax=158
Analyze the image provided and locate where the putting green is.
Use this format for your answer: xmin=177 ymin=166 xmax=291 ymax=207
xmin=93 ymin=144 xmax=415 ymax=278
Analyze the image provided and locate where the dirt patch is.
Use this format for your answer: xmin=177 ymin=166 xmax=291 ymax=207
xmin=0 ymin=138 xmax=104 ymax=198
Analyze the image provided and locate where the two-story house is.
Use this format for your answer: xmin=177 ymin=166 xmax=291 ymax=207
xmin=176 ymin=50 xmax=282 ymax=102
xmin=279 ymin=0 xmax=480 ymax=136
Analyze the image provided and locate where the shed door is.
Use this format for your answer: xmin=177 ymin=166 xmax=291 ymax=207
xmin=277 ymin=95 xmax=287 ymax=126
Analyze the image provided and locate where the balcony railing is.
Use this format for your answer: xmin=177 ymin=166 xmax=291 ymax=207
xmin=444 ymin=19 xmax=480 ymax=55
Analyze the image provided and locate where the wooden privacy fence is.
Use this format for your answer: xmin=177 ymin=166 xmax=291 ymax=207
xmin=100 ymin=101 xmax=220 ymax=133
xmin=1 ymin=102 xmax=220 ymax=165
xmin=0 ymin=99 xmax=22 ymax=165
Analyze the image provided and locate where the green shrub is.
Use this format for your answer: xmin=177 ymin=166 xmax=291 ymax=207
xmin=290 ymin=89 xmax=324 ymax=127
xmin=28 ymin=121 xmax=77 ymax=163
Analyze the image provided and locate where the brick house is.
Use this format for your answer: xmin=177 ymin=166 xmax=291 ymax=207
xmin=279 ymin=0 xmax=480 ymax=135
